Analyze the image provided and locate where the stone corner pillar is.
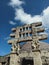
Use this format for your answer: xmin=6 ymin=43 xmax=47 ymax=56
xmin=10 ymin=53 xmax=20 ymax=65
xmin=33 ymin=50 xmax=42 ymax=65
xmin=0 ymin=63 xmax=2 ymax=65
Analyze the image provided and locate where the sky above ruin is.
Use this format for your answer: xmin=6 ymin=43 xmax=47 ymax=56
xmin=0 ymin=0 xmax=49 ymax=56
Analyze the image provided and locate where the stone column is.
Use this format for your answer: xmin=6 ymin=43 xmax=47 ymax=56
xmin=0 ymin=63 xmax=2 ymax=65
xmin=10 ymin=53 xmax=20 ymax=65
xmin=22 ymin=28 xmax=23 ymax=31
xmin=25 ymin=27 xmax=26 ymax=31
xmin=25 ymin=33 xmax=26 ymax=37
xmin=17 ymin=43 xmax=20 ymax=54
xmin=28 ymin=33 xmax=30 ymax=36
xmin=21 ymin=34 xmax=23 ymax=38
xmin=10 ymin=40 xmax=20 ymax=65
xmin=33 ymin=51 xmax=42 ymax=65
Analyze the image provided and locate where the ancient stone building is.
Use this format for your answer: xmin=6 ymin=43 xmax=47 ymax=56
xmin=0 ymin=22 xmax=49 ymax=65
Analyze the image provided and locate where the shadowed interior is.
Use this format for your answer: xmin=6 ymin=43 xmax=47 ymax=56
xmin=21 ymin=58 xmax=34 ymax=65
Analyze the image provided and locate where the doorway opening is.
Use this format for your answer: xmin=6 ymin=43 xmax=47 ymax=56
xmin=21 ymin=58 xmax=34 ymax=65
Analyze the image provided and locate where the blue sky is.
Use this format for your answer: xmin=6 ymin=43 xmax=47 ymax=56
xmin=0 ymin=0 xmax=49 ymax=56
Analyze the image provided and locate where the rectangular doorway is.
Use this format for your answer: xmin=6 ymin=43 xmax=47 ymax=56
xmin=21 ymin=58 xmax=34 ymax=65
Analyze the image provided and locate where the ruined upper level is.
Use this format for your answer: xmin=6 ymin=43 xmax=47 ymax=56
xmin=8 ymin=22 xmax=47 ymax=44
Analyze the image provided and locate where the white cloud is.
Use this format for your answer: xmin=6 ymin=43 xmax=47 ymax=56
xmin=9 ymin=0 xmax=24 ymax=8
xmin=9 ymin=21 xmax=16 ymax=25
xmin=42 ymin=7 xmax=49 ymax=28
xmin=43 ymin=7 xmax=49 ymax=15
xmin=9 ymin=0 xmax=49 ymax=30
xmin=15 ymin=7 xmax=49 ymax=30
xmin=15 ymin=8 xmax=42 ymax=24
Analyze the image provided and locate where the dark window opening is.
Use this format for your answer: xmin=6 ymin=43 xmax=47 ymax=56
xmin=26 ymin=27 xmax=28 ymax=30
xmin=23 ymin=27 xmax=25 ymax=31
xmin=20 ymin=29 xmax=22 ymax=32
xmin=26 ymin=33 xmax=28 ymax=37
xmin=23 ymin=33 xmax=25 ymax=37
xmin=19 ymin=34 xmax=21 ymax=37
xmin=29 ymin=27 xmax=32 ymax=30
xmin=21 ymin=58 xmax=34 ymax=65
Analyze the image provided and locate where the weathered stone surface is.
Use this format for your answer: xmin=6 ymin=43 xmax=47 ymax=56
xmin=0 ymin=22 xmax=49 ymax=65
xmin=0 ymin=63 xmax=2 ymax=65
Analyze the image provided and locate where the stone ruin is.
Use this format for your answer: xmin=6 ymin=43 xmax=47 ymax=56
xmin=0 ymin=22 xmax=49 ymax=65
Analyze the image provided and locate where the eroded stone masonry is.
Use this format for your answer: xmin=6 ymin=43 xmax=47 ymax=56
xmin=0 ymin=22 xmax=49 ymax=65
